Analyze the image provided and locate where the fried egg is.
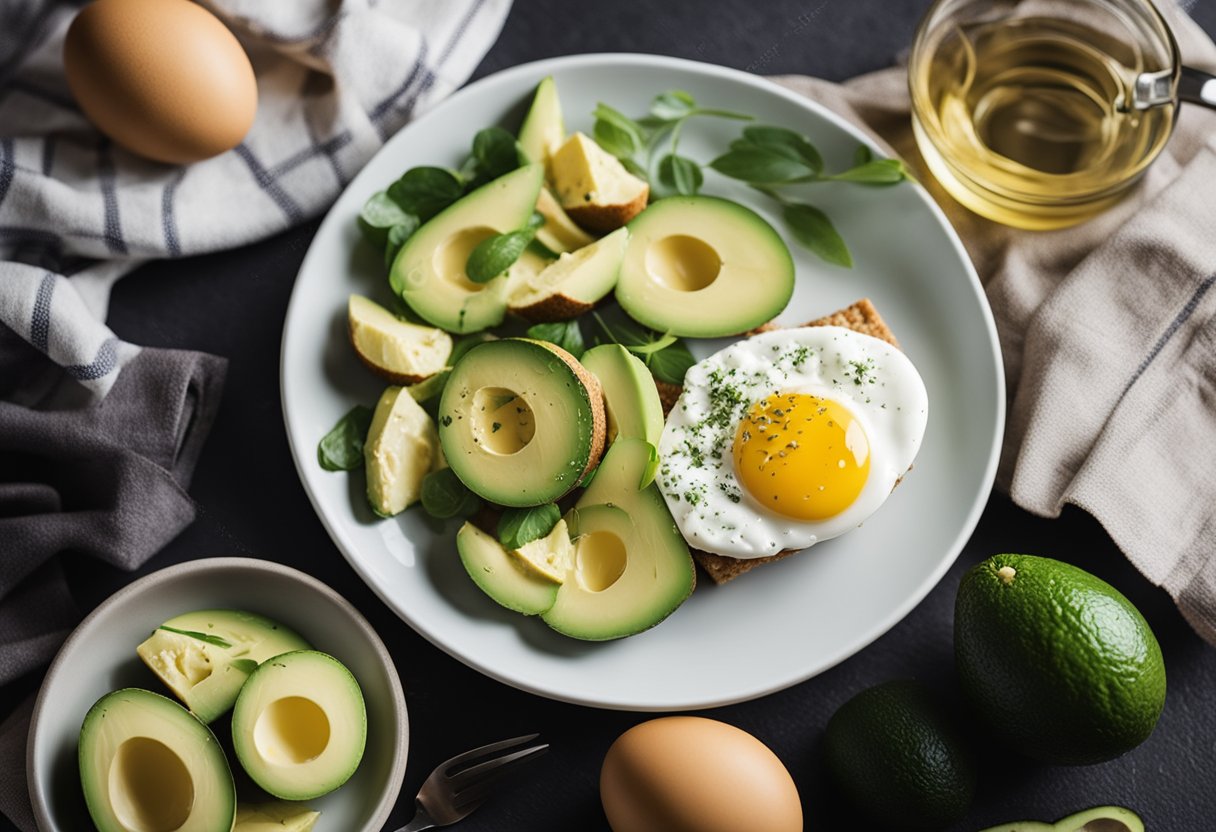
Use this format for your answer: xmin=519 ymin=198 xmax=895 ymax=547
xmin=656 ymin=327 xmax=928 ymax=559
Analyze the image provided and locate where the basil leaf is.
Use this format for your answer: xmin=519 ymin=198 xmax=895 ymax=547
xmin=318 ymin=405 xmax=374 ymax=471
xmin=472 ymin=127 xmax=522 ymax=181
xmin=421 ymin=469 xmax=481 ymax=519
xmin=466 ymin=229 xmax=534 ymax=284
xmin=708 ymin=147 xmax=817 ymax=184
xmin=158 ymin=626 xmax=233 ymax=649
xmin=359 ymin=191 xmax=414 ymax=246
xmin=829 ymin=158 xmax=910 ymax=185
xmin=624 ymin=332 xmax=677 ymax=356
xmin=593 ymin=103 xmax=644 ymax=158
xmin=647 ymin=340 xmax=695 ymax=385
xmin=740 ymin=125 xmax=823 ymax=173
xmin=498 ymin=503 xmax=561 ymax=550
xmin=784 ymin=202 xmax=853 ymax=268
xmin=526 ymin=321 xmax=585 ymax=359
xmin=620 ymin=157 xmax=650 ymax=183
xmin=650 ymin=90 xmax=697 ymax=120
xmin=591 ymin=310 xmax=653 ymax=349
xmin=639 ymin=442 xmax=660 ymax=489
xmin=853 ymin=144 xmax=874 ymax=166
xmin=387 ymin=167 xmax=465 ymax=221
xmin=384 ymin=218 xmax=419 ymax=268
xmin=658 ymin=154 xmax=703 ymax=196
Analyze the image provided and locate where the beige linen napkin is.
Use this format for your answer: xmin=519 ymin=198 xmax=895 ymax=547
xmin=773 ymin=0 xmax=1216 ymax=642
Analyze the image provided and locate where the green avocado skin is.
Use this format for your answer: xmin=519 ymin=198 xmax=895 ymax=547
xmin=955 ymin=554 xmax=1166 ymax=766
xmin=824 ymin=679 xmax=976 ymax=832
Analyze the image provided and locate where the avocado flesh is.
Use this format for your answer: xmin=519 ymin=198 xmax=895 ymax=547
xmin=542 ymin=438 xmax=695 ymax=640
xmin=534 ymin=187 xmax=595 ymax=254
xmin=551 ymin=132 xmax=646 ymax=210
xmin=235 ymin=801 xmax=320 ymax=832
xmin=979 ymin=807 xmax=1143 ymax=832
xmin=580 ymin=344 xmax=664 ymax=445
xmin=231 ymin=650 xmax=367 ymax=801
xmin=509 ymin=226 xmax=627 ymax=311
xmin=348 ymin=295 xmax=452 ymax=381
xmin=518 ymin=76 xmax=564 ymax=170
xmin=438 ymin=338 xmax=600 ymax=507
xmin=79 ymin=688 xmax=235 ymax=832
xmin=456 ymin=522 xmax=559 ymax=615
xmin=365 ymin=385 xmax=440 ymax=516
xmin=616 ymin=195 xmax=794 ymax=337
xmin=137 ymin=609 xmax=310 ymax=724
xmin=393 ymin=164 xmax=544 ymax=333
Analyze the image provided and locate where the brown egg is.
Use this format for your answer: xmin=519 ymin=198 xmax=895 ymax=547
xmin=600 ymin=716 xmax=803 ymax=832
xmin=64 ymin=0 xmax=257 ymax=164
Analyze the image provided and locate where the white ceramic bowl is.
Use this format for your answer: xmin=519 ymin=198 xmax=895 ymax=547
xmin=26 ymin=557 xmax=408 ymax=832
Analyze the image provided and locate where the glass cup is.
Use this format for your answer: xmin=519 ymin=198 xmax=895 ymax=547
xmin=909 ymin=0 xmax=1216 ymax=229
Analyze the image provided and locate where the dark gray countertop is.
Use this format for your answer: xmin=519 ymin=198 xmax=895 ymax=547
xmin=11 ymin=1 xmax=1216 ymax=830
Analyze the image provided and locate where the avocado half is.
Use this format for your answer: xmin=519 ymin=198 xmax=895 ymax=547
xmin=615 ymin=195 xmax=794 ymax=337
xmin=438 ymin=337 xmax=605 ymax=507
xmin=978 ymin=806 xmax=1144 ymax=832
xmin=80 ymin=688 xmax=235 ymax=832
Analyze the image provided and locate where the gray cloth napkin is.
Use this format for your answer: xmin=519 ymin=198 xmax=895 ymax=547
xmin=774 ymin=0 xmax=1216 ymax=641
xmin=0 ymin=0 xmax=511 ymax=401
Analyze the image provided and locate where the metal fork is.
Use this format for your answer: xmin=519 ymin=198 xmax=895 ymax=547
xmin=393 ymin=734 xmax=550 ymax=832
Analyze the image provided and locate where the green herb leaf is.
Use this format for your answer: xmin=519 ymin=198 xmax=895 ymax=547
xmin=639 ymin=442 xmax=661 ymax=489
xmin=853 ymin=144 xmax=874 ymax=166
xmin=498 ymin=503 xmax=562 ymax=550
xmin=591 ymin=310 xmax=653 ymax=349
xmin=158 ymin=626 xmax=233 ymax=649
xmin=593 ymin=103 xmax=645 ymax=158
xmin=624 ymin=332 xmax=677 ymax=356
xmin=359 ymin=192 xmax=415 ymax=247
xmin=229 ymin=659 xmax=259 ymax=674
xmin=384 ymin=219 xmax=419 ymax=268
xmin=472 ymin=127 xmax=522 ymax=181
xmin=648 ymin=339 xmax=695 ymax=385
xmin=526 ymin=321 xmax=585 ymax=359
xmin=466 ymin=229 xmax=534 ymax=283
xmin=658 ymin=154 xmax=703 ymax=195
xmin=708 ymin=146 xmax=817 ymax=184
xmin=740 ymin=125 xmax=823 ymax=173
xmin=829 ymin=158 xmax=910 ymax=185
xmin=650 ymin=90 xmax=697 ymax=120
xmin=387 ymin=167 xmax=465 ymax=221
xmin=784 ymin=202 xmax=853 ymax=267
xmin=420 ymin=469 xmax=481 ymax=519
xmin=620 ymin=157 xmax=650 ymax=183
xmin=526 ymin=211 xmax=546 ymax=230
xmin=318 ymin=405 xmax=374 ymax=471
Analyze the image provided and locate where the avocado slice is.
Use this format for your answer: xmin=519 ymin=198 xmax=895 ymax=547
xmin=534 ymin=187 xmax=595 ymax=254
xmin=393 ymin=163 xmax=544 ymax=333
xmin=365 ymin=385 xmax=440 ymax=516
xmin=979 ymin=806 xmax=1143 ymax=832
xmin=509 ymin=226 xmax=628 ymax=321
xmin=348 ymin=295 xmax=452 ymax=384
xmin=137 ymin=609 xmax=310 ymax=724
xmin=541 ymin=438 xmax=695 ymax=640
xmin=235 ymin=802 xmax=320 ymax=832
xmin=456 ymin=521 xmax=560 ymax=615
xmin=438 ymin=338 xmax=605 ymax=507
xmin=616 ymin=195 xmax=794 ymax=337
xmin=580 ymin=344 xmax=664 ymax=445
xmin=80 ymin=688 xmax=235 ymax=832
xmin=518 ymin=76 xmax=564 ymax=169
xmin=551 ymin=132 xmax=649 ymax=232
xmin=231 ymin=650 xmax=366 ymax=801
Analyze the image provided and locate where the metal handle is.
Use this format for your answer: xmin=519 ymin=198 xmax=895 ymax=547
xmin=1179 ymin=65 xmax=1216 ymax=110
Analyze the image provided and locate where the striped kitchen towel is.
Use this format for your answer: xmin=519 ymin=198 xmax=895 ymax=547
xmin=0 ymin=0 xmax=511 ymax=402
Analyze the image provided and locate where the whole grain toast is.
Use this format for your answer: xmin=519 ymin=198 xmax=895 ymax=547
xmin=665 ymin=298 xmax=902 ymax=585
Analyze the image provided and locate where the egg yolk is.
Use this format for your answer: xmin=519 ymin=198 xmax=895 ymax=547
xmin=733 ymin=393 xmax=870 ymax=521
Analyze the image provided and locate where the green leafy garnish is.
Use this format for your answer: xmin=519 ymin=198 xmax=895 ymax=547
xmin=783 ymin=203 xmax=852 ymax=268
xmin=593 ymin=312 xmax=695 ymax=385
xmin=498 ymin=503 xmax=562 ymax=550
xmin=854 ymin=144 xmax=874 ymax=166
xmin=639 ymin=443 xmax=661 ymax=489
xmin=647 ymin=340 xmax=696 ymax=385
xmin=420 ymin=469 xmax=482 ymax=519
xmin=387 ymin=167 xmax=464 ymax=222
xmin=158 ymin=626 xmax=233 ymax=649
xmin=358 ymin=192 xmax=414 ymax=244
xmin=593 ymin=103 xmax=645 ymax=158
xmin=318 ymin=405 xmax=374 ymax=471
xmin=471 ymin=127 xmax=523 ymax=184
xmin=709 ymin=146 xmax=818 ymax=184
xmin=828 ymin=158 xmax=912 ymax=185
xmin=466 ymin=228 xmax=536 ymax=284
xmin=526 ymin=321 xmax=585 ymax=359
xmin=658 ymin=154 xmax=703 ymax=196
xmin=384 ymin=219 xmax=419 ymax=268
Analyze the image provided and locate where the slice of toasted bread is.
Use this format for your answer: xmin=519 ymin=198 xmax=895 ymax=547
xmin=683 ymin=298 xmax=901 ymax=585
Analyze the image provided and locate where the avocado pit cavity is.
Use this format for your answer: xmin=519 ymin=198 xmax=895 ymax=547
xmin=575 ymin=530 xmax=628 ymax=592
xmin=109 ymin=736 xmax=195 ymax=832
xmin=434 ymin=226 xmax=497 ymax=292
xmin=253 ymin=696 xmax=331 ymax=766
xmin=472 ymin=386 xmax=535 ymax=455
xmin=645 ymin=234 xmax=721 ymax=292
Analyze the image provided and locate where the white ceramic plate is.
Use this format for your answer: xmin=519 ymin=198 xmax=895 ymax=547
xmin=281 ymin=54 xmax=1004 ymax=711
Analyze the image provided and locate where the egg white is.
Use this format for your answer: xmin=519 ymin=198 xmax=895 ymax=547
xmin=656 ymin=327 xmax=928 ymax=559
